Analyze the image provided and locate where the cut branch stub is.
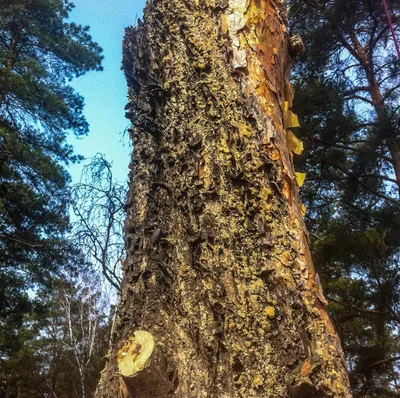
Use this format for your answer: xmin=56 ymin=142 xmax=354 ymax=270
xmin=118 ymin=331 xmax=154 ymax=377
xmin=118 ymin=331 xmax=172 ymax=397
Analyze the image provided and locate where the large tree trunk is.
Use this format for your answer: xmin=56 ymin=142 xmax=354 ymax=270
xmin=96 ymin=0 xmax=351 ymax=396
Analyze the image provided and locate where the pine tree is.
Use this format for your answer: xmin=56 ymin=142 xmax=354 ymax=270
xmin=0 ymin=0 xmax=102 ymax=385
xmin=289 ymin=0 xmax=400 ymax=395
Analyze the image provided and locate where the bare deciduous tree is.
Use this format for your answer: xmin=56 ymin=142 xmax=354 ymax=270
xmin=70 ymin=154 xmax=126 ymax=290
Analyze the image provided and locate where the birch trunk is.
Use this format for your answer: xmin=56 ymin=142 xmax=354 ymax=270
xmin=96 ymin=0 xmax=351 ymax=396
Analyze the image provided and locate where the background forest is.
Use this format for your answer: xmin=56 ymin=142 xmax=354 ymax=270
xmin=0 ymin=0 xmax=399 ymax=397
xmin=290 ymin=0 xmax=400 ymax=396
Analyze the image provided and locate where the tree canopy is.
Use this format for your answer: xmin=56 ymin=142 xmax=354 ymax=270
xmin=289 ymin=0 xmax=400 ymax=395
xmin=0 ymin=0 xmax=103 ymax=393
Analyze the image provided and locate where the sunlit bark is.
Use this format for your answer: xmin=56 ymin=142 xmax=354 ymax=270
xmin=96 ymin=1 xmax=351 ymax=396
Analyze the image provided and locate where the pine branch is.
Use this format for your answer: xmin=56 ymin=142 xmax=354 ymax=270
xmin=312 ymin=149 xmax=400 ymax=207
xmin=367 ymin=356 xmax=400 ymax=369
xmin=328 ymin=297 xmax=384 ymax=315
xmin=0 ymin=233 xmax=43 ymax=249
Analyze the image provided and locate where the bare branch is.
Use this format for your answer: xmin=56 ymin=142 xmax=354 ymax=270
xmin=0 ymin=233 xmax=43 ymax=249
xmin=383 ymin=82 xmax=400 ymax=101
xmin=328 ymin=297 xmax=385 ymax=316
xmin=368 ymin=356 xmax=400 ymax=369
xmin=344 ymin=94 xmax=375 ymax=105
xmin=343 ymin=86 xmax=370 ymax=96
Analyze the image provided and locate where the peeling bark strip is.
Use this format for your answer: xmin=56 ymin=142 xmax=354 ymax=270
xmin=97 ymin=0 xmax=351 ymax=397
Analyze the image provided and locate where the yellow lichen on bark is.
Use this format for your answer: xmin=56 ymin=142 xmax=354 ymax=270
xmin=96 ymin=0 xmax=352 ymax=396
xmin=221 ymin=0 xmax=350 ymax=395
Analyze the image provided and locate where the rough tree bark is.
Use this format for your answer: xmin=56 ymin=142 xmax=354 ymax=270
xmin=96 ymin=0 xmax=351 ymax=397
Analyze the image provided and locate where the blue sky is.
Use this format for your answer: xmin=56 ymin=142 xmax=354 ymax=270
xmin=68 ymin=0 xmax=147 ymax=183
